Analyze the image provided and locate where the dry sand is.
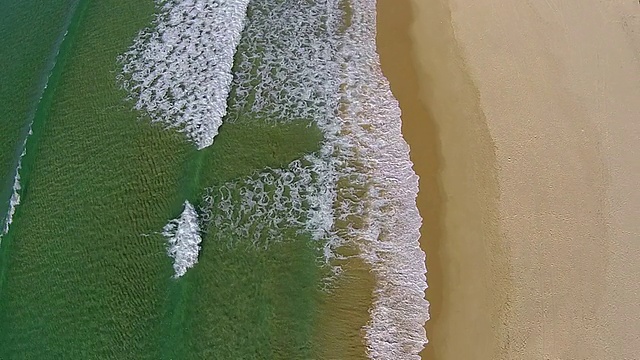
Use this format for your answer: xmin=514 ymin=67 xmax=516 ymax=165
xmin=379 ymin=0 xmax=640 ymax=358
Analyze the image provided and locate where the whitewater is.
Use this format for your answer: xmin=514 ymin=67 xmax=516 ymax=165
xmin=1 ymin=11 xmax=76 ymax=245
xmin=119 ymin=0 xmax=429 ymax=357
xmin=119 ymin=0 xmax=250 ymax=149
xmin=222 ymin=0 xmax=429 ymax=356
xmin=1 ymin=139 xmax=27 ymax=242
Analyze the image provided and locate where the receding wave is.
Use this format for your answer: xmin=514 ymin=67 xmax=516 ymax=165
xmin=118 ymin=0 xmax=250 ymax=149
xmin=163 ymin=201 xmax=202 ymax=277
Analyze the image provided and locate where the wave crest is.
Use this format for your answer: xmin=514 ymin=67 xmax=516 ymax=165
xmin=118 ymin=0 xmax=250 ymax=149
xmin=163 ymin=201 xmax=202 ymax=277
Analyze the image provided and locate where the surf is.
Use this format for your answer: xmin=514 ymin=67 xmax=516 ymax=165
xmin=117 ymin=0 xmax=429 ymax=356
xmin=199 ymin=0 xmax=429 ymax=356
xmin=118 ymin=0 xmax=250 ymax=149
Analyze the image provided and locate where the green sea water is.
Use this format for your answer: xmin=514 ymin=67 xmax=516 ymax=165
xmin=0 ymin=0 xmax=79 ymax=229
xmin=0 ymin=0 xmax=365 ymax=358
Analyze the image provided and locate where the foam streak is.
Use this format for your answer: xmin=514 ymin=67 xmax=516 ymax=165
xmin=163 ymin=201 xmax=202 ymax=277
xmin=119 ymin=0 xmax=250 ymax=149
xmin=1 ymin=140 xmax=27 ymax=241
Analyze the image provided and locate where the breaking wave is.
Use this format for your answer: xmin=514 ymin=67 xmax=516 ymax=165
xmin=202 ymin=0 xmax=429 ymax=357
xmin=1 ymin=137 xmax=28 ymax=242
xmin=1 ymin=22 xmax=76 ymax=245
xmin=163 ymin=201 xmax=202 ymax=277
xmin=126 ymin=0 xmax=429 ymax=356
xmin=118 ymin=0 xmax=250 ymax=149
xmin=200 ymin=155 xmax=336 ymax=258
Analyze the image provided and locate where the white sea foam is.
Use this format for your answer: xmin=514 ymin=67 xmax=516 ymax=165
xmin=163 ymin=201 xmax=202 ymax=277
xmin=204 ymin=0 xmax=429 ymax=357
xmin=200 ymin=155 xmax=339 ymax=261
xmin=1 ymin=141 xmax=27 ymax=243
xmin=335 ymin=2 xmax=430 ymax=357
xmin=119 ymin=0 xmax=250 ymax=149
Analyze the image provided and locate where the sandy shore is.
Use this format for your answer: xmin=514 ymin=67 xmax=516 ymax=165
xmin=378 ymin=0 xmax=507 ymax=358
xmin=379 ymin=0 xmax=640 ymax=358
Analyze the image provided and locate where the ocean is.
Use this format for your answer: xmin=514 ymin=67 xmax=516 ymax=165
xmin=0 ymin=0 xmax=428 ymax=358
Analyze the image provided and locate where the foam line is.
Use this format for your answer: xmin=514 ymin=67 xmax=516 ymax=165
xmin=163 ymin=201 xmax=202 ymax=278
xmin=1 ymin=141 xmax=27 ymax=241
xmin=119 ymin=0 xmax=250 ymax=149
xmin=1 ymin=20 xmax=76 ymax=245
xmin=200 ymin=0 xmax=430 ymax=356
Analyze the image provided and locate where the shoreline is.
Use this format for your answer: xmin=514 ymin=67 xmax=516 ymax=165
xmin=375 ymin=1 xmax=443 ymax=357
xmin=380 ymin=0 xmax=640 ymax=358
xmin=377 ymin=0 xmax=508 ymax=358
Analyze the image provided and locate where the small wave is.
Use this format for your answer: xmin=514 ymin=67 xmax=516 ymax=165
xmin=0 ymin=140 xmax=27 ymax=243
xmin=163 ymin=201 xmax=202 ymax=277
xmin=1 ymin=12 xmax=76 ymax=245
xmin=118 ymin=0 xmax=250 ymax=149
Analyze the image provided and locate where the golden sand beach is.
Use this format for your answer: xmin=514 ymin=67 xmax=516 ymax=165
xmin=379 ymin=0 xmax=640 ymax=358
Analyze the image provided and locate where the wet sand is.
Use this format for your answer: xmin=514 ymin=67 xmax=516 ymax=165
xmin=377 ymin=0 xmax=507 ymax=358
xmin=379 ymin=0 xmax=640 ymax=358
